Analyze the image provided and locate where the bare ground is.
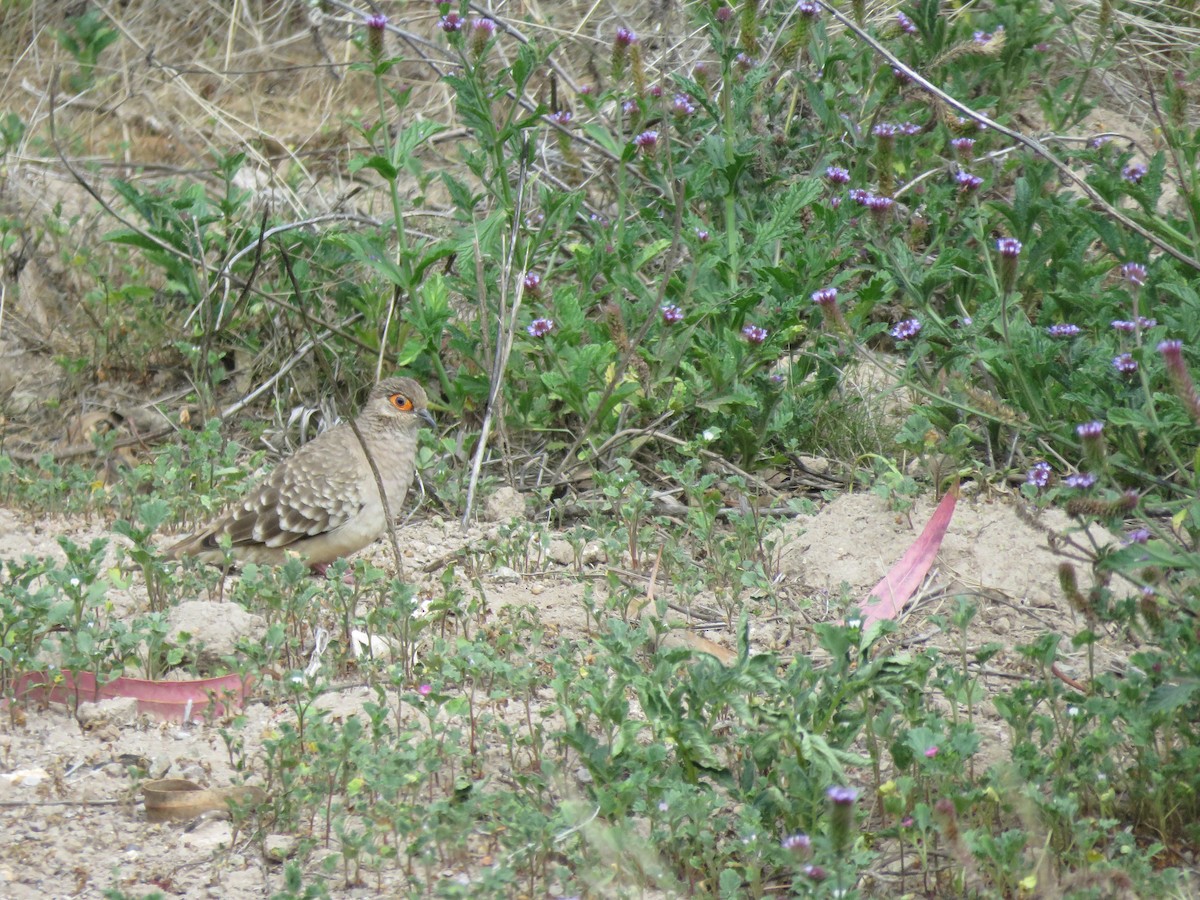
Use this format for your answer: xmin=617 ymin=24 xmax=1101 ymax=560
xmin=0 ymin=488 xmax=1147 ymax=898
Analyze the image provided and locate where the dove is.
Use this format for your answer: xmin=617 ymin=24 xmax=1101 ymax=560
xmin=168 ymin=377 xmax=434 ymax=574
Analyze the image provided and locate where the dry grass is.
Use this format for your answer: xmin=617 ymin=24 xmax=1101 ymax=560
xmin=0 ymin=0 xmax=1196 ymax=412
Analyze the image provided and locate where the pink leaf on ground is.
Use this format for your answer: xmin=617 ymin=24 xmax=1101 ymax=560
xmin=856 ymin=487 xmax=958 ymax=627
xmin=12 ymin=671 xmax=250 ymax=723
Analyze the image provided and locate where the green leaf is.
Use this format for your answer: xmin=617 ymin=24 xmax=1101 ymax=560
xmin=580 ymin=122 xmax=624 ymax=156
xmin=718 ymin=868 xmax=743 ymax=898
xmin=105 ymin=230 xmax=168 ymax=253
xmin=749 ymin=178 xmax=822 ymax=253
xmin=1105 ymin=406 xmax=1156 ymax=430
xmin=635 ymin=239 xmax=672 ymax=271
xmin=553 ymin=289 xmax=585 ymax=335
xmin=393 ymin=119 xmax=446 ymax=172
xmin=349 ymin=155 xmax=399 ymax=181
xmin=1146 ymin=680 xmax=1199 ymax=714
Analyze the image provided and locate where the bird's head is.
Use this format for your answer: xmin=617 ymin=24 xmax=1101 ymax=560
xmin=367 ymin=377 xmax=436 ymax=430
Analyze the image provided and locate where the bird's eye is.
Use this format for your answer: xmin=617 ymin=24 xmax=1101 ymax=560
xmin=389 ymin=393 xmax=414 ymax=412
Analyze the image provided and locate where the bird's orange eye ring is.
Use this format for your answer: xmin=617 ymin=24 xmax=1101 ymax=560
xmin=389 ymin=393 xmax=415 ymax=412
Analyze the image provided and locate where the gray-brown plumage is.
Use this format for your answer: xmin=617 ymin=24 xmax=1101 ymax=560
xmin=168 ymin=377 xmax=434 ymax=571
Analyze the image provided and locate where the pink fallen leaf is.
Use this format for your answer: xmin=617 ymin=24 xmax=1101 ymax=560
xmin=856 ymin=486 xmax=958 ymax=627
xmin=13 ymin=671 xmax=250 ymax=723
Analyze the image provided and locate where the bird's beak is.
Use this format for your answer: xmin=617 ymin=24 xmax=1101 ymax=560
xmin=420 ymin=409 xmax=436 ymax=429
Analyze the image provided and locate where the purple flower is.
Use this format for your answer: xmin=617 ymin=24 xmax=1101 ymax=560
xmin=1027 ymin=461 xmax=1052 ymax=488
xmin=661 ymin=304 xmax=683 ymax=325
xmin=900 ymin=122 xmax=922 ymax=135
xmin=1125 ymin=528 xmax=1151 ymax=545
xmin=890 ymin=318 xmax=922 ymax=341
xmin=955 ymin=170 xmax=983 ymax=192
xmin=1113 ymin=353 xmax=1138 ymax=375
xmin=649 ymin=84 xmax=663 ymax=98
xmin=439 ymin=12 xmax=464 ymax=32
xmin=417 ymin=683 xmax=432 ymax=696
xmin=812 ymin=287 xmax=851 ymax=335
xmin=996 ymin=237 xmax=1022 ymax=258
xmin=893 ymin=67 xmax=911 ymax=83
xmin=865 ymin=194 xmax=894 ymax=223
xmin=803 ymin=865 xmax=828 ymax=883
xmin=1064 ymin=472 xmax=1098 ymax=489
xmin=924 ymin=746 xmax=939 ymax=758
xmin=522 ymin=272 xmax=542 ymax=295
xmin=782 ymin=833 xmax=812 ymax=854
xmin=826 ymin=784 xmax=860 ymax=851
xmin=633 ymin=130 xmax=659 ymax=154
xmin=1047 ymin=323 xmax=1080 ymax=338
xmin=1123 ymin=162 xmax=1148 ymax=183
xmin=622 ymin=99 xmax=637 ymax=115
xmin=365 ymin=13 xmax=388 ymax=57
xmin=1157 ymin=341 xmax=1200 ymax=426
xmin=734 ymin=52 xmax=754 ymax=72
xmin=1112 ymin=317 xmax=1156 ymax=332
xmin=829 ymin=196 xmax=842 ymax=209
xmin=873 ymin=122 xmax=900 ymax=140
xmin=997 ymin=237 xmax=1022 ymax=292
xmin=550 ymin=110 xmax=572 ymax=126
xmin=1077 ymin=420 xmax=1107 ymax=470
xmin=694 ymin=227 xmax=710 ymax=242
xmin=715 ymin=5 xmax=734 ymax=22
xmin=615 ymin=26 xmax=638 ymax=47
xmin=825 ymin=165 xmax=851 ymax=184
xmin=811 ymin=287 xmax=838 ymax=307
xmin=849 ymin=188 xmax=871 ymax=204
xmin=1089 ymin=135 xmax=1111 ymax=149
xmin=826 ymin=785 xmax=859 ymax=805
xmin=672 ymin=94 xmax=696 ymax=116
xmin=797 ymin=1 xmax=820 ymax=17
xmin=1120 ymin=262 xmax=1148 ymax=287
xmin=527 ymin=317 xmax=554 ymax=338
xmin=742 ymin=324 xmax=768 ymax=345
xmin=951 ymin=136 xmax=976 ymax=158
xmin=470 ymin=17 xmax=496 ymax=55
xmin=896 ymin=11 xmax=918 ymax=34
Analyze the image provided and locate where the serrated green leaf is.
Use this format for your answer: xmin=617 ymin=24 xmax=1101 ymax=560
xmin=1146 ymin=681 xmax=1199 ymax=714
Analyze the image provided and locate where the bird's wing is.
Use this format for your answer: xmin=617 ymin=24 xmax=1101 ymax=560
xmin=176 ymin=434 xmax=370 ymax=556
xmin=235 ymin=468 xmax=365 ymax=548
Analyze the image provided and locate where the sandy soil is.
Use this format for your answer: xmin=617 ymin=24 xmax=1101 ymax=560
xmin=0 ymin=488 xmax=1140 ymax=898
